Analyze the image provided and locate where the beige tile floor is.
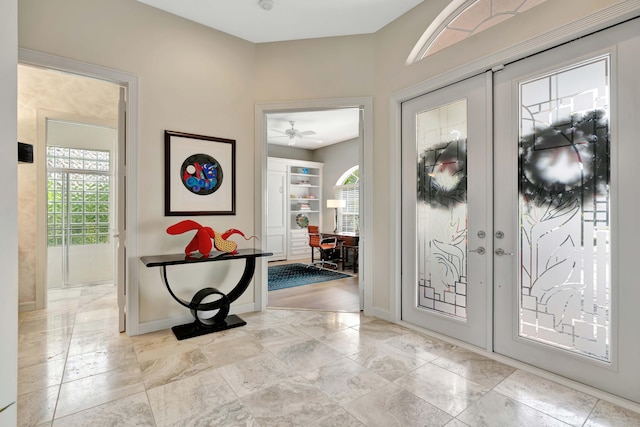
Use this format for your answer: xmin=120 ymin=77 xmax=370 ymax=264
xmin=17 ymin=284 xmax=640 ymax=426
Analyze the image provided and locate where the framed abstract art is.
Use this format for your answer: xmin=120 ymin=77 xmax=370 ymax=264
xmin=164 ymin=130 xmax=236 ymax=216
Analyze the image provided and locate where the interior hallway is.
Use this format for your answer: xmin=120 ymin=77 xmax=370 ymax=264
xmin=17 ymin=284 xmax=640 ymax=426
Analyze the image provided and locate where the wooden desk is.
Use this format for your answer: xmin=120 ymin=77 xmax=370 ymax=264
xmin=140 ymin=248 xmax=272 ymax=340
xmin=322 ymin=232 xmax=359 ymax=273
xmin=322 ymin=232 xmax=359 ymax=246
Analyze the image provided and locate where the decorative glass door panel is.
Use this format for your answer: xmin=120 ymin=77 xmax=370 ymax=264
xmin=518 ymin=57 xmax=611 ymax=362
xmin=494 ymin=20 xmax=640 ymax=403
xmin=402 ymin=73 xmax=491 ymax=349
xmin=416 ymin=99 xmax=468 ymax=319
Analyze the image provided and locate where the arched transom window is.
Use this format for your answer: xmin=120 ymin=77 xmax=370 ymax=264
xmin=408 ymin=0 xmax=548 ymax=63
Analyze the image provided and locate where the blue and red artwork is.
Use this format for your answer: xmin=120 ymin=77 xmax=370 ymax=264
xmin=180 ymin=153 xmax=223 ymax=195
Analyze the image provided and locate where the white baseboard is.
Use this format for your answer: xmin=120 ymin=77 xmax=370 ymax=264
xmin=230 ymin=302 xmax=260 ymax=316
xmin=134 ymin=302 xmax=260 ymax=336
xmin=19 ymin=301 xmax=36 ymax=312
xmin=370 ymin=307 xmax=391 ymax=321
xmin=136 ymin=315 xmax=193 ymax=335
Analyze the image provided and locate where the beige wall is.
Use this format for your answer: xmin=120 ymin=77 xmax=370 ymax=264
xmin=19 ymin=0 xmax=257 ymax=323
xmin=17 ymin=0 xmax=631 ymax=325
xmin=17 ymin=65 xmax=119 ymax=308
xmin=255 ymin=35 xmax=375 ymax=102
xmin=267 ymin=144 xmax=314 ymax=161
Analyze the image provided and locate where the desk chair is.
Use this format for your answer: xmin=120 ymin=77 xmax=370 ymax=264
xmin=308 ymin=225 xmax=339 ymax=269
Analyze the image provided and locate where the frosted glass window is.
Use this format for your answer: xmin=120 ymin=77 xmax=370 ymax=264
xmin=518 ymin=56 xmax=611 ymax=362
xmin=416 ymin=99 xmax=468 ymax=319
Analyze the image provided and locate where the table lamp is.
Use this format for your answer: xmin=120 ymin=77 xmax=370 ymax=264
xmin=326 ymin=199 xmax=346 ymax=233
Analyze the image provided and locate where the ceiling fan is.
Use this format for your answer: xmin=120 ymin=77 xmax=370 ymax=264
xmin=270 ymin=121 xmax=317 ymax=146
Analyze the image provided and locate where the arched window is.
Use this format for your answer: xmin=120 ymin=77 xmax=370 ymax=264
xmin=334 ymin=166 xmax=359 ymax=233
xmin=407 ymin=0 xmax=548 ymax=64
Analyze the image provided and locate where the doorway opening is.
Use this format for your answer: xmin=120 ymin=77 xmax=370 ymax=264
xmin=17 ymin=63 xmax=126 ymax=330
xmin=265 ymin=108 xmax=361 ymax=312
xmin=45 ymin=121 xmax=116 ymax=289
xmin=256 ymin=98 xmax=373 ymax=315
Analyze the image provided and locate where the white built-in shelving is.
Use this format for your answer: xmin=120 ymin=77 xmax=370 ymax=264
xmin=267 ymin=157 xmax=323 ymax=260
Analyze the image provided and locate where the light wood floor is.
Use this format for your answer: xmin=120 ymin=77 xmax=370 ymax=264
xmin=267 ymin=258 xmax=360 ymax=312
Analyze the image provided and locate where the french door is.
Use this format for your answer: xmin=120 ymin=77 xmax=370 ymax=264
xmin=493 ymin=20 xmax=640 ymax=403
xmin=401 ymin=73 xmax=492 ymax=349
xmin=402 ymin=19 xmax=640 ymax=403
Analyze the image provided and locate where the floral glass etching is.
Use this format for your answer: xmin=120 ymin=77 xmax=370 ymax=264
xmin=416 ymin=99 xmax=468 ymax=319
xmin=518 ymin=56 xmax=611 ymax=362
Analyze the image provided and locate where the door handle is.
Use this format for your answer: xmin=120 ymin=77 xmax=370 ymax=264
xmin=495 ymin=248 xmax=513 ymax=256
xmin=470 ymin=247 xmax=486 ymax=255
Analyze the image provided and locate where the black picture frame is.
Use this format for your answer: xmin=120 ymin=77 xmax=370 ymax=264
xmin=164 ymin=130 xmax=236 ymax=216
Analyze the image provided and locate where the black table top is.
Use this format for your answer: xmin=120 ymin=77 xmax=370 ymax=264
xmin=140 ymin=248 xmax=272 ymax=267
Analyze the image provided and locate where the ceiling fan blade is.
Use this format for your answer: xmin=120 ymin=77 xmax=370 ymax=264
xmin=269 ymin=129 xmax=289 ymax=136
xmin=298 ymin=130 xmax=316 ymax=136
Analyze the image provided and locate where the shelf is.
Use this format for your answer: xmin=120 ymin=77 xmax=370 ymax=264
xmin=290 ymin=172 xmax=319 ymax=178
xmin=268 ymin=157 xmax=324 ymax=261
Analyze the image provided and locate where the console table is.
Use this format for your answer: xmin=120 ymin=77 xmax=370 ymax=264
xmin=140 ymin=248 xmax=272 ymax=340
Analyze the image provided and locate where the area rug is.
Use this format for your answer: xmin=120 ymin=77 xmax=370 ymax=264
xmin=268 ymin=263 xmax=351 ymax=291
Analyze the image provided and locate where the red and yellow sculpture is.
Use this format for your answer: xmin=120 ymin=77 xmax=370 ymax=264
xmin=167 ymin=220 xmax=255 ymax=256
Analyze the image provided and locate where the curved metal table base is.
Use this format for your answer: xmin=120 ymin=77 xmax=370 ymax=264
xmin=141 ymin=249 xmax=271 ymax=340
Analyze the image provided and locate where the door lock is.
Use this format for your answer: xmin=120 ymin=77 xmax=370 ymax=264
xmin=470 ymin=247 xmax=486 ymax=255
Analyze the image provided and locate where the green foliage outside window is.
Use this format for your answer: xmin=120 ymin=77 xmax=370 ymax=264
xmin=342 ymin=168 xmax=359 ymax=185
xmin=46 ymin=146 xmax=111 ymax=247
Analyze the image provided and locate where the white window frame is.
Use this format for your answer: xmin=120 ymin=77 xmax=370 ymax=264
xmin=334 ymin=165 xmax=359 ymax=233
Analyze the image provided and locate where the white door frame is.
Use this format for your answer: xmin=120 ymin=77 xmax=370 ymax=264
xmin=38 ymin=112 xmax=117 ymax=290
xmin=18 ymin=48 xmax=141 ymax=335
xmin=389 ymin=1 xmax=640 ymax=325
xmin=255 ymin=97 xmax=373 ymax=314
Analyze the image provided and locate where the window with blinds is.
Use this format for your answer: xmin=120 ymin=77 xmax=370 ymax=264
xmin=334 ymin=166 xmax=359 ymax=233
xmin=335 ymin=183 xmax=359 ymax=233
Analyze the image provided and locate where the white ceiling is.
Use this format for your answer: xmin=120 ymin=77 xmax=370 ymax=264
xmin=136 ymin=0 xmax=424 ymax=43
xmin=267 ymin=109 xmax=360 ymax=150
